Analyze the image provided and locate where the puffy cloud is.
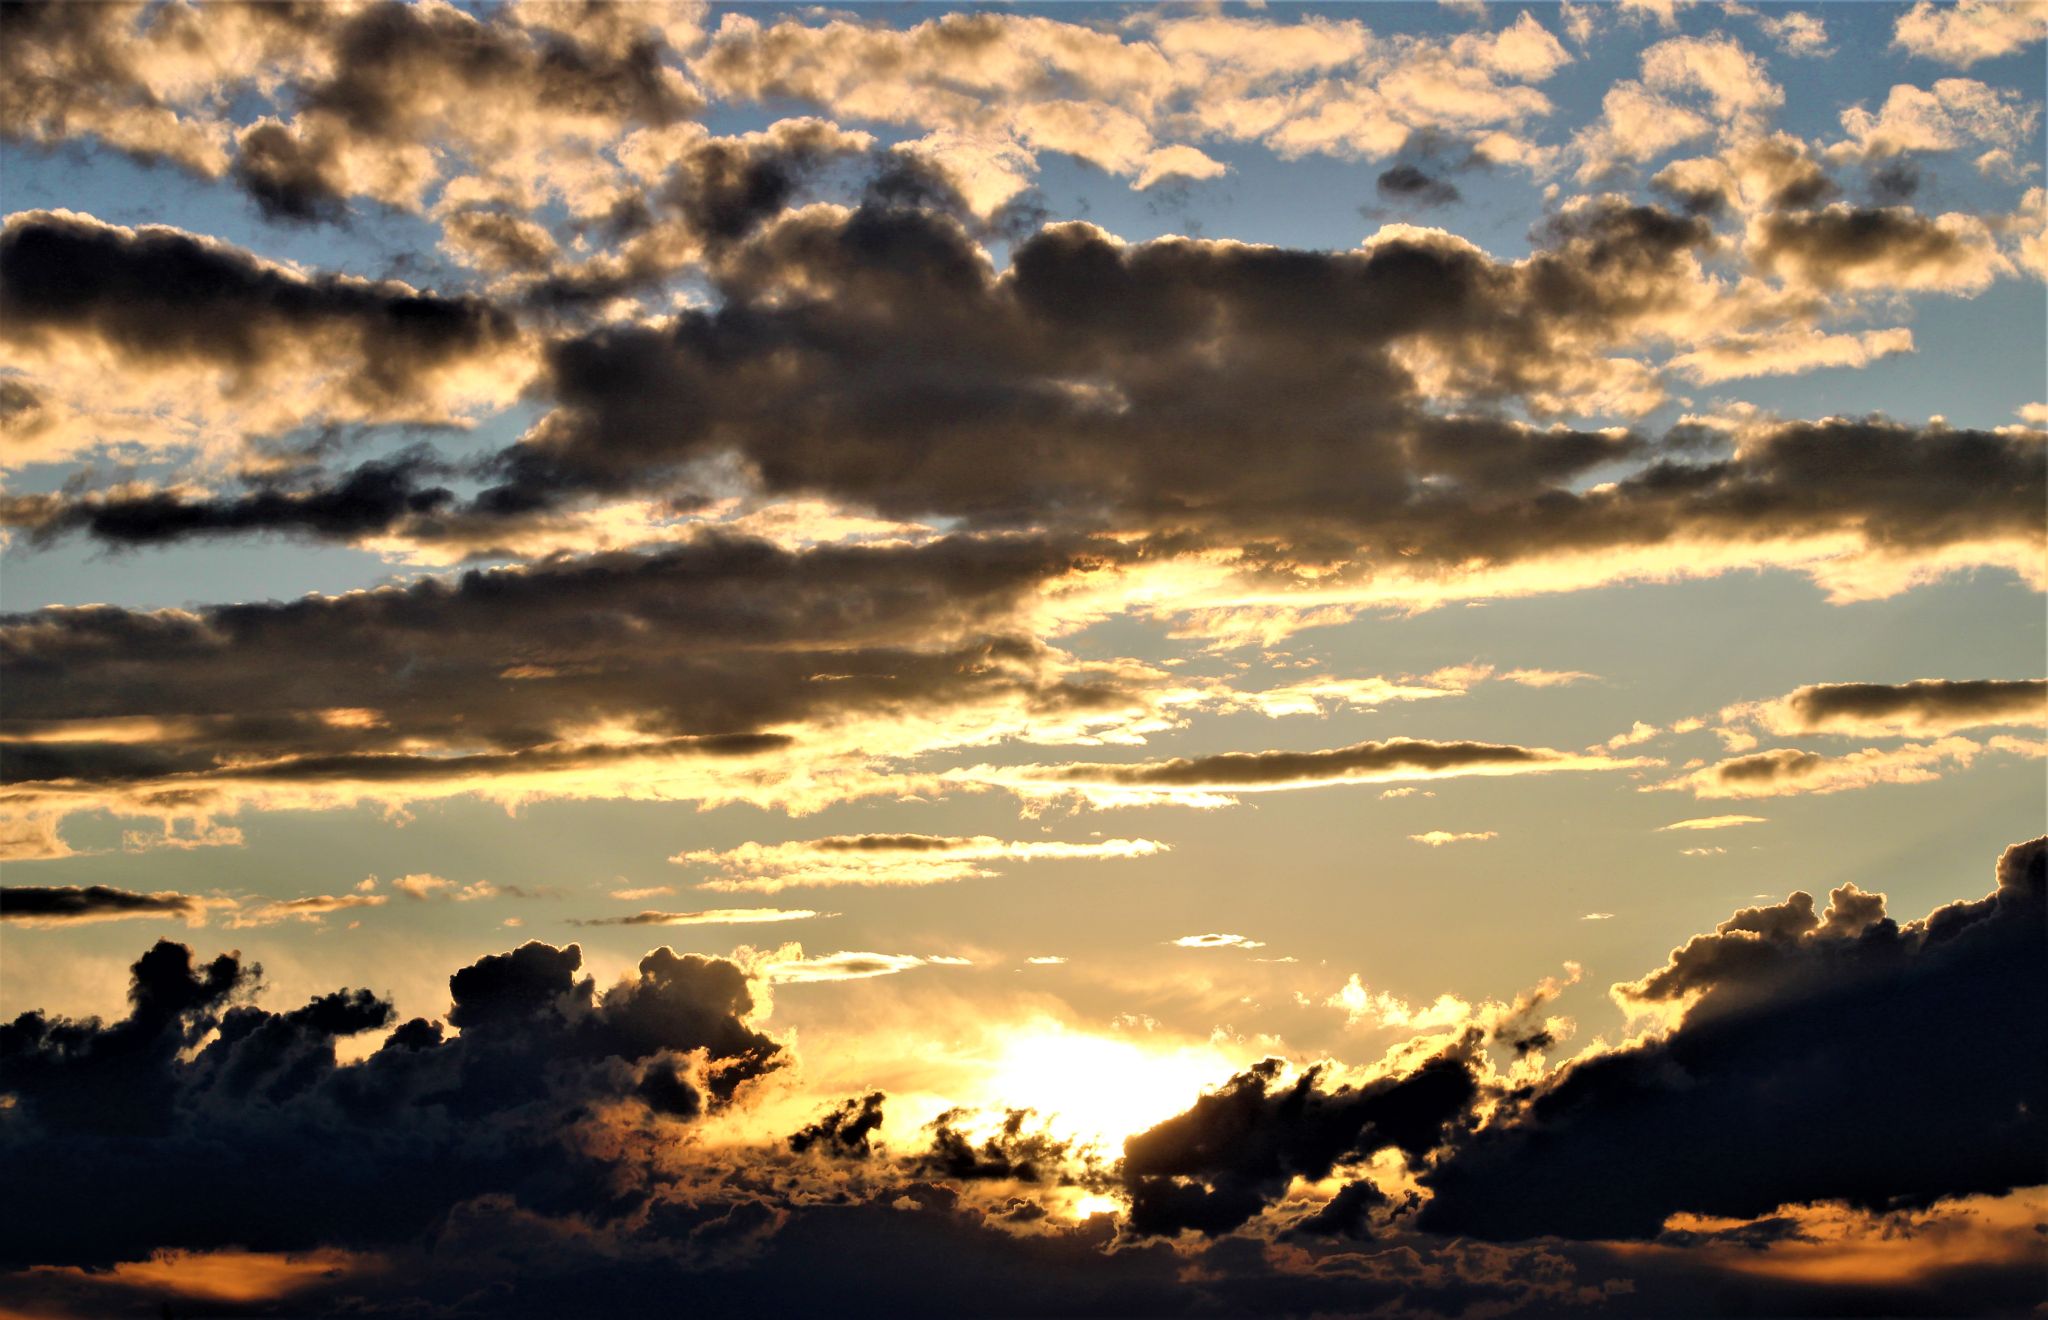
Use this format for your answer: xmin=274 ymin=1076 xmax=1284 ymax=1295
xmin=676 ymin=833 xmax=1168 ymax=892
xmin=1748 ymin=204 xmax=2012 ymax=294
xmin=692 ymin=8 xmax=1569 ymax=198
xmin=1833 ymin=78 xmax=2040 ymax=160
xmin=1892 ymin=0 xmax=2048 ymax=67
xmin=1419 ymin=838 xmax=2048 ymax=1239
xmin=0 ymin=935 xmax=783 ymax=1267
xmin=1756 ymin=11 xmax=1829 ymax=57
xmin=0 ymin=211 xmax=529 ymax=462
xmin=1120 ymin=1051 xmax=1481 ymax=1237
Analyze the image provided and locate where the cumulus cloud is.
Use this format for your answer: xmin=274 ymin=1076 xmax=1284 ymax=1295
xmin=1892 ymin=0 xmax=2048 ymax=67
xmin=1419 ymin=838 xmax=2047 ymax=1239
xmin=0 ymin=935 xmax=784 ymax=1267
xmin=1121 ymin=1051 xmax=1480 ymax=1237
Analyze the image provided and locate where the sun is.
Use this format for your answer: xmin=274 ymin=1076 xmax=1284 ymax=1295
xmin=977 ymin=1019 xmax=1240 ymax=1153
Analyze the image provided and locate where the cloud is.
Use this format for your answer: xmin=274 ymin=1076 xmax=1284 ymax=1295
xmin=225 ymin=892 xmax=388 ymax=928
xmin=1419 ymin=838 xmax=2047 ymax=1239
xmin=0 ymin=532 xmax=1166 ymax=840
xmin=1658 ymin=814 xmax=1767 ymax=831
xmin=1756 ymin=11 xmax=1829 ymax=57
xmin=0 ymin=935 xmax=784 ymax=1267
xmin=1498 ymin=668 xmax=1598 ymax=688
xmin=692 ymin=8 xmax=1568 ymax=199
xmin=1658 ymin=734 xmax=2046 ymax=798
xmin=1748 ymin=203 xmax=2012 ymax=294
xmin=576 ymin=907 xmax=828 ymax=927
xmin=1893 ymin=0 xmax=2048 ymax=66
xmin=1376 ymin=164 xmax=1461 ymax=207
xmin=957 ymin=738 xmax=1653 ymax=807
xmin=1409 ymin=830 xmax=1498 ymax=846
xmin=0 ymin=210 xmax=528 ymax=462
xmin=1171 ymin=933 xmax=1266 ymax=950
xmin=1121 ymin=1051 xmax=1481 ymax=1237
xmin=753 ymin=949 xmax=932 ymax=984
xmin=1833 ymin=78 xmax=2040 ymax=161
xmin=1749 ymin=677 xmax=2047 ymax=737
xmin=676 ymin=833 xmax=1168 ymax=892
xmin=0 ymin=885 xmax=201 ymax=927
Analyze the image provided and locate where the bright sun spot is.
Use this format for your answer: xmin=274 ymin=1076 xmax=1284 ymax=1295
xmin=978 ymin=1019 xmax=1239 ymax=1153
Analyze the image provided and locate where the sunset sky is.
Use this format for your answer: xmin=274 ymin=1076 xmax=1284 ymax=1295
xmin=1 ymin=1 xmax=2044 ymax=1315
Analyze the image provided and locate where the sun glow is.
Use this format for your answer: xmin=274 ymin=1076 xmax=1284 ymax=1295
xmin=977 ymin=1019 xmax=1241 ymax=1152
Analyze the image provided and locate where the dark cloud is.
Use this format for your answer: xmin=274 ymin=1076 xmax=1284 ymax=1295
xmin=1417 ymin=838 xmax=2048 ymax=1240
xmin=1 ymin=452 xmax=457 ymax=548
xmin=1 ymin=532 xmax=1121 ymax=817
xmin=918 ymin=1108 xmax=1077 ymax=1184
xmin=1376 ymin=164 xmax=1462 ymax=207
xmin=988 ymin=738 xmax=1634 ymax=794
xmin=1774 ymin=677 xmax=2046 ymax=734
xmin=232 ymin=116 xmax=355 ymax=224
xmin=1868 ymin=160 xmax=1922 ymax=205
xmin=0 ymin=884 xmax=196 ymax=923
xmin=504 ymin=200 xmax=1682 ymax=535
xmin=0 ymin=210 xmax=522 ymax=418
xmin=787 ymin=1092 xmax=886 ymax=1157
xmin=1750 ymin=203 xmax=1996 ymax=290
xmin=1120 ymin=1050 xmax=1482 ymax=1238
xmin=0 ymin=936 xmax=782 ymax=1267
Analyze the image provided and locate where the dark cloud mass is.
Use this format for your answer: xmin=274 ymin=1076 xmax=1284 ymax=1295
xmin=0 ymin=209 xmax=521 ymax=418
xmin=0 ymin=937 xmax=781 ymax=1267
xmin=0 ymin=532 xmax=1122 ymax=814
xmin=0 ymin=884 xmax=196 ymax=922
xmin=1 ymin=4 xmax=2043 ymax=1315
xmin=1418 ymin=838 xmax=2048 ymax=1240
xmin=1122 ymin=1052 xmax=1481 ymax=1238
xmin=1776 ymin=677 xmax=2047 ymax=733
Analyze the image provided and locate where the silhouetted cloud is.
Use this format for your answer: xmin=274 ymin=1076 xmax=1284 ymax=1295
xmin=1418 ymin=837 xmax=2047 ymax=1239
xmin=0 ymin=884 xmax=198 ymax=925
xmin=0 ymin=936 xmax=783 ymax=1268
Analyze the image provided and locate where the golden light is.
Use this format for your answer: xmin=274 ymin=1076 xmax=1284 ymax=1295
xmin=976 ymin=1018 xmax=1240 ymax=1153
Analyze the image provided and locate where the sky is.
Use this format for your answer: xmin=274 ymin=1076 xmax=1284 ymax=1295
xmin=0 ymin=1 xmax=2044 ymax=1315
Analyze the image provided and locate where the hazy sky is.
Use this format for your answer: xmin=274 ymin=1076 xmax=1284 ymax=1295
xmin=1 ymin=2 xmax=2044 ymax=1315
